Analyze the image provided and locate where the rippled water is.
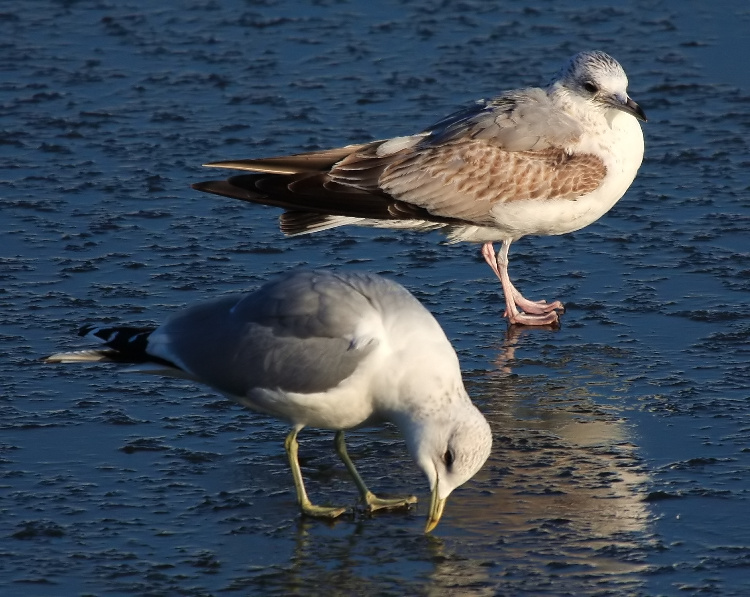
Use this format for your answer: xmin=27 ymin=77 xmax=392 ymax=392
xmin=2 ymin=1 xmax=749 ymax=595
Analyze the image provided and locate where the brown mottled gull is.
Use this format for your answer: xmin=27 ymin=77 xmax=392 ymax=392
xmin=193 ymin=51 xmax=646 ymax=326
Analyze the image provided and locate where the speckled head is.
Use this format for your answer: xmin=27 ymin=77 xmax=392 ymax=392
xmin=551 ymin=50 xmax=647 ymax=122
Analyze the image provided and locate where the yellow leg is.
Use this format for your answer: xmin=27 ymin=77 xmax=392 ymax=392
xmin=284 ymin=428 xmax=347 ymax=519
xmin=334 ymin=430 xmax=417 ymax=511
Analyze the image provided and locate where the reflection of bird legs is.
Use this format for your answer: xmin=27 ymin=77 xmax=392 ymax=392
xmin=482 ymin=241 xmax=564 ymax=326
xmin=494 ymin=325 xmax=523 ymax=375
xmin=335 ymin=431 xmax=417 ymax=511
xmin=493 ymin=322 xmax=560 ymax=374
xmin=284 ymin=427 xmax=417 ymax=520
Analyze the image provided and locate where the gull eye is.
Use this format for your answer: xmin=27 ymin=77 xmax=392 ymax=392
xmin=583 ymin=81 xmax=599 ymax=94
xmin=443 ymin=449 xmax=454 ymax=468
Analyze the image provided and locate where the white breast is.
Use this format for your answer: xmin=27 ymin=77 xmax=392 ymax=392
xmin=451 ymin=110 xmax=644 ymax=244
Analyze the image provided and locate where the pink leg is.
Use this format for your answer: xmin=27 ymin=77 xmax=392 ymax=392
xmin=481 ymin=241 xmax=564 ymax=326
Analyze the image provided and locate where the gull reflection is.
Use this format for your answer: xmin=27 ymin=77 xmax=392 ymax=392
xmin=427 ymin=328 xmax=653 ymax=590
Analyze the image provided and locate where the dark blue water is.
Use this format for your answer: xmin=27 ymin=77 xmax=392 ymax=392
xmin=2 ymin=1 xmax=749 ymax=595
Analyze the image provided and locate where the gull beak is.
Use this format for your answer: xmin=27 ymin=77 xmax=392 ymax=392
xmin=424 ymin=483 xmax=447 ymax=533
xmin=620 ymin=96 xmax=647 ymax=122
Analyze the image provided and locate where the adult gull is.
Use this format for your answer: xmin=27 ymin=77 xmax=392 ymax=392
xmin=193 ymin=50 xmax=646 ymax=326
xmin=44 ymin=270 xmax=492 ymax=533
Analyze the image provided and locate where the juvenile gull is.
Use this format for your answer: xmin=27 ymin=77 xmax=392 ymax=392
xmin=44 ymin=270 xmax=492 ymax=532
xmin=193 ymin=50 xmax=646 ymax=326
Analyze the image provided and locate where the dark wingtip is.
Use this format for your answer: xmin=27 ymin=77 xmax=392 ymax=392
xmin=191 ymin=181 xmax=215 ymax=192
xmin=191 ymin=179 xmax=247 ymax=199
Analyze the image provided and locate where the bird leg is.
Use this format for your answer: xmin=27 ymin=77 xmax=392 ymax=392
xmin=285 ymin=427 xmax=348 ymax=519
xmin=334 ymin=430 xmax=417 ymax=511
xmin=481 ymin=241 xmax=564 ymax=326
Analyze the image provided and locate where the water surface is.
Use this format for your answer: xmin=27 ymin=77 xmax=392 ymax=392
xmin=2 ymin=1 xmax=749 ymax=595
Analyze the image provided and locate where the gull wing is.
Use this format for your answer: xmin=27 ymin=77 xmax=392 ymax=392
xmin=192 ymin=87 xmax=604 ymax=232
xmin=146 ymin=272 xmax=383 ymax=397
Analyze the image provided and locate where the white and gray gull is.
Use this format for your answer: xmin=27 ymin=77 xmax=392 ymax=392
xmin=193 ymin=50 xmax=646 ymax=326
xmin=44 ymin=270 xmax=492 ymax=533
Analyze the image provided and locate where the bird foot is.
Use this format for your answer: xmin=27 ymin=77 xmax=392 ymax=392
xmin=509 ymin=285 xmax=565 ymax=315
xmin=514 ymin=298 xmax=564 ymax=315
xmin=300 ymin=502 xmax=349 ymax=519
xmin=505 ymin=309 xmax=561 ymax=326
xmin=504 ymin=291 xmax=564 ymax=325
xmin=363 ymin=490 xmax=417 ymax=512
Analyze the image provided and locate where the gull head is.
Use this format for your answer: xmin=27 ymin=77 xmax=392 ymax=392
xmin=553 ymin=50 xmax=647 ymax=122
xmin=406 ymin=401 xmax=492 ymax=533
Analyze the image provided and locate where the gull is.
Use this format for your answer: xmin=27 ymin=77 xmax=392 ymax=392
xmin=193 ymin=50 xmax=646 ymax=326
xmin=43 ymin=269 xmax=492 ymax=533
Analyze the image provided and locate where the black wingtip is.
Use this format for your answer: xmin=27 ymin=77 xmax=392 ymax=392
xmin=191 ymin=180 xmax=216 ymax=192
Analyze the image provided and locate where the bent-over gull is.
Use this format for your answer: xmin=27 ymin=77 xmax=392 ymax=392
xmin=193 ymin=50 xmax=646 ymax=326
xmin=44 ymin=270 xmax=492 ymax=532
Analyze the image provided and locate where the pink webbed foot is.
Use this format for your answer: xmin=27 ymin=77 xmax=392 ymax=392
xmin=481 ymin=241 xmax=564 ymax=327
xmin=508 ymin=287 xmax=564 ymax=316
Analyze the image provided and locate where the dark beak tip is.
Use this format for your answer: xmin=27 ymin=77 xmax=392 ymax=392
xmin=625 ymin=97 xmax=647 ymax=123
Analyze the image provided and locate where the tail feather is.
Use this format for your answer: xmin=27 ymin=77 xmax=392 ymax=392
xmin=279 ymin=211 xmax=365 ymax=236
xmin=44 ymin=349 xmax=121 ymax=363
xmin=43 ymin=325 xmax=176 ymax=369
xmin=80 ymin=325 xmax=152 ymax=346
xmin=202 ymin=143 xmax=371 ymax=175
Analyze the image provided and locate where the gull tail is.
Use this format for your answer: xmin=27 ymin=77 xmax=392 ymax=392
xmin=190 ymin=144 xmax=378 ymax=215
xmin=43 ymin=325 xmax=161 ymax=365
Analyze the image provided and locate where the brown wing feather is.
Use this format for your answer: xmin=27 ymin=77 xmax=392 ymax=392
xmin=203 ymin=143 xmax=373 ymax=175
xmin=194 ymin=138 xmax=605 ymax=230
xmin=192 ymin=173 xmax=462 ymax=226
xmin=373 ymin=141 xmax=606 ymax=225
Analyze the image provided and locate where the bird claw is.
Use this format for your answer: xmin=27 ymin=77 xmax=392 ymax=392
xmin=299 ymin=503 xmax=350 ymax=519
xmin=511 ymin=293 xmax=564 ymax=315
xmin=362 ymin=491 xmax=417 ymax=512
xmin=507 ymin=309 xmax=560 ymax=326
xmin=504 ymin=290 xmax=564 ymax=324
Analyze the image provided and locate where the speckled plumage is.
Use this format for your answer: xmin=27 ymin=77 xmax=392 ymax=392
xmin=193 ymin=50 xmax=646 ymax=326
